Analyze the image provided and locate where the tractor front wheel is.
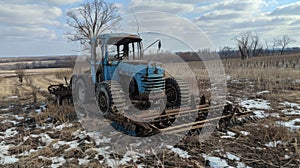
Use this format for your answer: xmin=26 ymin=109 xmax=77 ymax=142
xmin=96 ymin=81 xmax=126 ymax=115
xmin=165 ymin=78 xmax=189 ymax=108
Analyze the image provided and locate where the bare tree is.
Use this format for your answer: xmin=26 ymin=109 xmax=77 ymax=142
xmin=220 ymin=46 xmax=232 ymax=57
xmin=234 ymin=32 xmax=250 ymax=59
xmin=234 ymin=32 xmax=263 ymax=59
xmin=251 ymin=34 xmax=260 ymax=57
xmin=66 ymin=0 xmax=121 ymax=45
xmin=15 ymin=63 xmax=25 ymax=84
xmin=275 ymin=35 xmax=296 ymax=55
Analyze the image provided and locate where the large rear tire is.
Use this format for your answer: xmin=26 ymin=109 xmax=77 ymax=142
xmin=96 ymin=81 xmax=126 ymax=115
xmin=73 ymin=77 xmax=89 ymax=104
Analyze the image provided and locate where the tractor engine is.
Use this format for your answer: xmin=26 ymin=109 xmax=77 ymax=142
xmin=118 ymin=61 xmax=165 ymax=105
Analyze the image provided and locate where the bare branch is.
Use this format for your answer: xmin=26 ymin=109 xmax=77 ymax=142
xmin=233 ymin=32 xmax=263 ymax=59
xmin=275 ymin=35 xmax=296 ymax=55
xmin=66 ymin=0 xmax=121 ymax=45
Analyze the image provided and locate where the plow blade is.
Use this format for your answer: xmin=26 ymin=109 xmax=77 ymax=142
xmin=108 ymin=103 xmax=255 ymax=137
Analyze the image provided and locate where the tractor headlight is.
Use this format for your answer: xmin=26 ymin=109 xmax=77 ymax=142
xmin=108 ymin=60 xmax=112 ymax=65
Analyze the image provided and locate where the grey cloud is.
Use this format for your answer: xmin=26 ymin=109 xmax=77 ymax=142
xmin=130 ymin=0 xmax=194 ymax=14
xmin=0 ymin=3 xmax=62 ymax=26
xmin=291 ymin=19 xmax=300 ymax=25
xmin=1 ymin=0 xmax=80 ymax=5
xmin=0 ymin=26 xmax=57 ymax=39
xmin=195 ymin=0 xmax=266 ymax=13
xmin=196 ymin=10 xmax=244 ymax=21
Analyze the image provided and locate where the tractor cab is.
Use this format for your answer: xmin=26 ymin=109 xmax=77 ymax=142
xmin=105 ymin=34 xmax=143 ymax=61
xmin=91 ymin=33 xmax=165 ymax=108
xmin=95 ymin=33 xmax=143 ymax=61
xmin=90 ymin=33 xmax=145 ymax=83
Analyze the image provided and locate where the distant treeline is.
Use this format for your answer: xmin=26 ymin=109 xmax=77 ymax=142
xmin=0 ymin=56 xmax=76 ymax=70
xmin=176 ymin=47 xmax=300 ymax=61
xmin=0 ymin=55 xmax=77 ymax=63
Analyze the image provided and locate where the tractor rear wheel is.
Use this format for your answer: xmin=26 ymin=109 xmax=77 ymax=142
xmin=165 ymin=78 xmax=189 ymax=108
xmin=96 ymin=81 xmax=126 ymax=115
xmin=74 ymin=77 xmax=89 ymax=104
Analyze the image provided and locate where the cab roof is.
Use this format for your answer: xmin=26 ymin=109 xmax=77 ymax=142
xmin=95 ymin=33 xmax=142 ymax=45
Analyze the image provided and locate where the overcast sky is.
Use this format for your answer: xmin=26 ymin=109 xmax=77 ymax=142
xmin=0 ymin=0 xmax=300 ymax=57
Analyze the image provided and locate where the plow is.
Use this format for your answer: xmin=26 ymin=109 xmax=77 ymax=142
xmin=49 ymin=33 xmax=256 ymax=137
xmin=100 ymin=94 xmax=255 ymax=137
xmin=48 ymin=77 xmax=72 ymax=105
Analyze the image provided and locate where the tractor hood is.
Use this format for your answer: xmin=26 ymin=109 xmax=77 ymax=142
xmin=117 ymin=60 xmax=164 ymax=77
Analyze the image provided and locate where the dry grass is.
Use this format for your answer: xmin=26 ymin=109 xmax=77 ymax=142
xmin=1 ymin=54 xmax=300 ymax=167
xmin=221 ymin=54 xmax=300 ymax=102
xmin=0 ymin=68 xmax=72 ymax=99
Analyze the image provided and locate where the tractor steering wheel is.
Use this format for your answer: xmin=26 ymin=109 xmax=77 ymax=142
xmin=114 ymin=52 xmax=121 ymax=58
xmin=114 ymin=52 xmax=125 ymax=59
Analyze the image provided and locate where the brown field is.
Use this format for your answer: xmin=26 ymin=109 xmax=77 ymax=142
xmin=1 ymin=54 xmax=300 ymax=167
xmin=0 ymin=68 xmax=72 ymax=99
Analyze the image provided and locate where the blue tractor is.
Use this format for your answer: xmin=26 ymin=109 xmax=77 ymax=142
xmin=72 ymin=33 xmax=190 ymax=136
xmin=70 ymin=33 xmax=255 ymax=136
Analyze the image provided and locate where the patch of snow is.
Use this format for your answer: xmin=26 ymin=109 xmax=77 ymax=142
xmin=35 ymin=103 xmax=47 ymax=113
xmin=93 ymin=146 xmax=111 ymax=156
xmin=202 ymin=154 xmax=231 ymax=168
xmin=265 ymin=141 xmax=282 ymax=148
xmin=0 ymin=142 xmax=19 ymax=165
xmin=227 ymin=131 xmax=236 ymax=137
xmin=50 ymin=157 xmax=66 ymax=168
xmin=225 ymin=152 xmax=251 ymax=168
xmin=240 ymin=99 xmax=272 ymax=110
xmin=253 ymin=110 xmax=279 ymax=119
xmin=277 ymin=119 xmax=300 ymax=130
xmin=91 ymin=146 xmax=124 ymax=167
xmin=6 ymin=96 xmax=18 ymax=99
xmin=19 ymin=149 xmax=38 ymax=156
xmin=22 ymin=105 xmax=31 ymax=112
xmin=227 ymin=75 xmax=232 ymax=80
xmin=1 ymin=119 xmax=19 ymax=125
xmin=106 ymin=159 xmax=121 ymax=168
xmin=40 ymin=133 xmax=53 ymax=145
xmin=36 ymin=123 xmax=53 ymax=130
xmin=78 ymin=158 xmax=90 ymax=165
xmin=73 ymin=130 xmax=87 ymax=140
xmin=88 ymin=132 xmax=112 ymax=145
xmin=0 ymin=155 xmax=19 ymax=165
xmin=240 ymin=131 xmax=250 ymax=136
xmin=280 ymin=101 xmax=300 ymax=116
xmin=283 ymin=109 xmax=300 ymax=115
xmin=39 ymin=102 xmax=47 ymax=110
xmin=23 ymin=136 xmax=30 ymax=142
xmin=5 ymin=127 xmax=18 ymax=137
xmin=121 ymin=150 xmax=144 ymax=164
xmin=55 ymin=123 xmax=73 ymax=130
xmin=257 ymin=90 xmax=270 ymax=95
xmin=0 ymin=105 xmax=14 ymax=111
xmin=237 ymin=162 xmax=251 ymax=168
xmin=35 ymin=109 xmax=42 ymax=113
xmin=52 ymin=140 xmax=79 ymax=149
xmin=220 ymin=136 xmax=235 ymax=139
xmin=14 ymin=115 xmax=24 ymax=120
xmin=226 ymin=152 xmax=240 ymax=161
xmin=281 ymin=101 xmax=300 ymax=107
xmin=166 ymin=145 xmax=190 ymax=159
xmin=284 ymin=155 xmax=291 ymax=159
xmin=221 ymin=131 xmax=236 ymax=139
